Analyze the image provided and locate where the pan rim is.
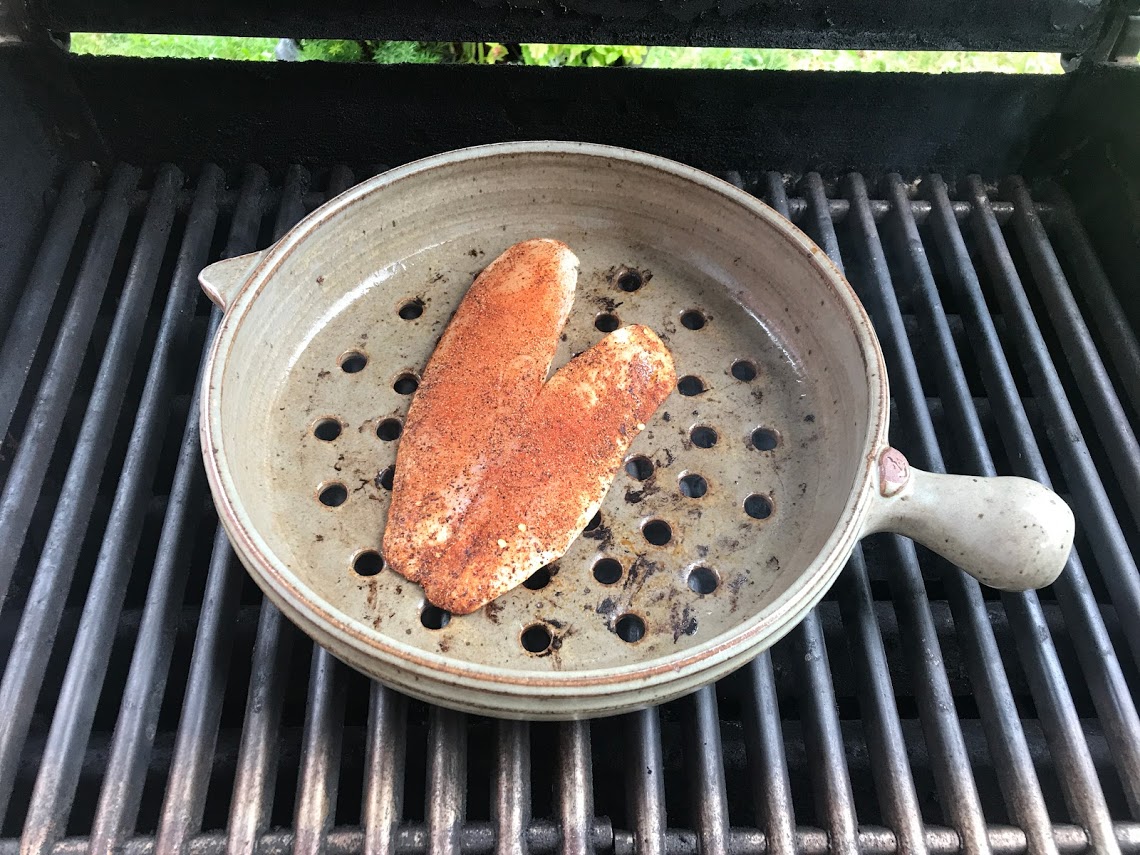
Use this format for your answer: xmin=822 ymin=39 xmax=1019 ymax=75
xmin=200 ymin=141 xmax=889 ymax=698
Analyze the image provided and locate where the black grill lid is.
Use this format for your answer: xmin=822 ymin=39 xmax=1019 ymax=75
xmin=24 ymin=0 xmax=1122 ymax=54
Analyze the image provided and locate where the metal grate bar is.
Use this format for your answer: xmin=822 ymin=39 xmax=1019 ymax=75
xmin=88 ymin=174 xmax=238 ymax=852
xmin=832 ymin=549 xmax=928 ymax=855
xmin=1041 ymin=186 xmax=1140 ymax=416
xmin=668 ymin=186 xmax=1037 ymax=229
xmin=798 ymin=175 xmax=843 ymax=269
xmin=150 ymin=165 xmax=270 ymax=855
xmin=0 ymin=164 xmax=210 ymax=824
xmin=84 ymin=325 xmax=210 ymax=845
xmin=362 ymin=685 xmax=407 ymax=855
xmin=1004 ymin=177 xmax=1140 ymax=526
xmin=272 ymin=165 xmax=313 ymax=242
xmin=807 ymin=171 xmax=1001 ymax=855
xmin=225 ymin=164 xmax=311 ymax=855
xmin=558 ymin=721 xmax=596 ymax=855
xmin=739 ymin=657 xmax=796 ymax=855
xmin=0 ymin=164 xmax=145 ymax=606
xmin=14 ymin=165 xmax=186 ymax=855
xmin=824 ymin=170 xmax=1012 ymax=855
xmin=624 ymin=709 xmax=664 ymax=855
xmin=923 ymin=174 xmax=1140 ymax=820
xmin=293 ymin=648 xmax=348 ymax=855
xmin=961 ymin=176 xmax=1140 ymax=664
xmin=427 ymin=708 xmax=468 ymax=855
xmin=780 ymin=198 xmax=1039 ymax=230
xmin=868 ymin=171 xmax=1108 ymax=852
xmin=764 ymin=172 xmax=858 ymax=855
xmin=495 ymin=721 xmax=532 ymax=855
xmin=154 ymin=526 xmax=245 ymax=853
xmin=0 ymin=163 xmax=98 ymax=446
xmin=4 ymin=822 xmax=1140 ymax=855
xmin=864 ymin=173 xmax=1063 ymax=846
xmin=947 ymin=177 xmax=1140 ymax=823
xmin=495 ymin=721 xmax=531 ymax=855
xmin=682 ymin=687 xmax=731 ymax=855
xmin=816 ymin=176 xmax=927 ymax=855
xmin=228 ymin=601 xmax=299 ymax=855
xmin=788 ymin=615 xmax=859 ymax=855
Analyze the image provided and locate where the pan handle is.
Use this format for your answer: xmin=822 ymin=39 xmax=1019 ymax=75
xmin=199 ymin=251 xmax=263 ymax=310
xmin=862 ymin=447 xmax=1074 ymax=591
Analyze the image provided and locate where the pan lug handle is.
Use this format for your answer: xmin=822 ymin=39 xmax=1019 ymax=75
xmin=861 ymin=446 xmax=1074 ymax=591
xmin=199 ymin=251 xmax=263 ymax=310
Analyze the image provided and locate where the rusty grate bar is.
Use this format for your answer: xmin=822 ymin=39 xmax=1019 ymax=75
xmin=0 ymin=164 xmax=1135 ymax=855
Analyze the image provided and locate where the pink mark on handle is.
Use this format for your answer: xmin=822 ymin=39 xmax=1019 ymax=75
xmin=879 ymin=447 xmax=910 ymax=497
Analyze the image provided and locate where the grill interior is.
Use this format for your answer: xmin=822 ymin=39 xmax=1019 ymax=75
xmin=0 ymin=157 xmax=1138 ymax=853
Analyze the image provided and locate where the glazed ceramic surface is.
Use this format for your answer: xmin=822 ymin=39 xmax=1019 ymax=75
xmin=200 ymin=142 xmax=1074 ymax=718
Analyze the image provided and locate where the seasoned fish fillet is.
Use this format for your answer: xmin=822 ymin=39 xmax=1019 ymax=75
xmin=383 ymin=239 xmax=676 ymax=614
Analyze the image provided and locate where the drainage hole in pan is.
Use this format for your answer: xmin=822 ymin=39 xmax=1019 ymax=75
xmin=313 ymin=418 xmax=342 ymax=441
xmin=680 ymin=310 xmax=707 ymax=330
xmin=399 ymin=298 xmax=424 ymax=320
xmin=642 ymin=519 xmax=672 ymax=546
xmin=318 ymin=482 xmax=348 ymax=507
xmin=687 ymin=565 xmax=719 ymax=595
xmin=393 ymin=373 xmax=419 ymax=395
xmin=690 ymin=425 xmax=717 ymax=448
xmin=679 ymin=473 xmax=707 ymax=499
xmin=677 ymin=376 xmax=706 ymax=396
xmin=595 ymin=312 xmax=620 ymax=333
xmin=521 ymin=623 xmax=553 ymax=653
xmin=376 ymin=418 xmax=403 ymax=441
xmin=377 ymin=466 xmax=395 ymax=491
xmin=615 ymin=613 xmax=646 ymax=643
xmin=616 ymin=270 xmax=643 ymax=292
xmin=744 ymin=493 xmax=774 ymax=520
xmin=340 ymin=351 xmax=368 ymax=373
xmin=353 ymin=550 xmax=384 ymax=577
xmin=751 ymin=427 xmax=780 ymax=451
xmin=421 ymin=604 xmax=451 ymax=630
xmin=524 ymin=565 xmax=555 ymax=590
xmin=731 ymin=359 xmax=758 ymax=381
xmin=625 ymin=456 xmax=654 ymax=481
xmin=592 ymin=557 xmax=623 ymax=585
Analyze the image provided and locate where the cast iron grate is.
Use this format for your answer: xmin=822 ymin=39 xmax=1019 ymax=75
xmin=0 ymin=161 xmax=1137 ymax=855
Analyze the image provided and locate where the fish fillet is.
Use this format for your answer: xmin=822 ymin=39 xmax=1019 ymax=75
xmin=383 ymin=239 xmax=676 ymax=615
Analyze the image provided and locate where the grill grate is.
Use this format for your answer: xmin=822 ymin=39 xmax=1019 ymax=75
xmin=0 ymin=162 xmax=1138 ymax=855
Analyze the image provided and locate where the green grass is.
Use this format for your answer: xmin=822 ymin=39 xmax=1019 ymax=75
xmin=641 ymin=47 xmax=1062 ymax=73
xmin=69 ymin=34 xmax=1064 ymax=73
xmin=71 ymin=33 xmax=280 ymax=61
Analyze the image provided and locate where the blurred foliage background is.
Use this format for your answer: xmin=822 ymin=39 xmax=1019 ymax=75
xmin=70 ymin=34 xmax=1066 ymax=73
